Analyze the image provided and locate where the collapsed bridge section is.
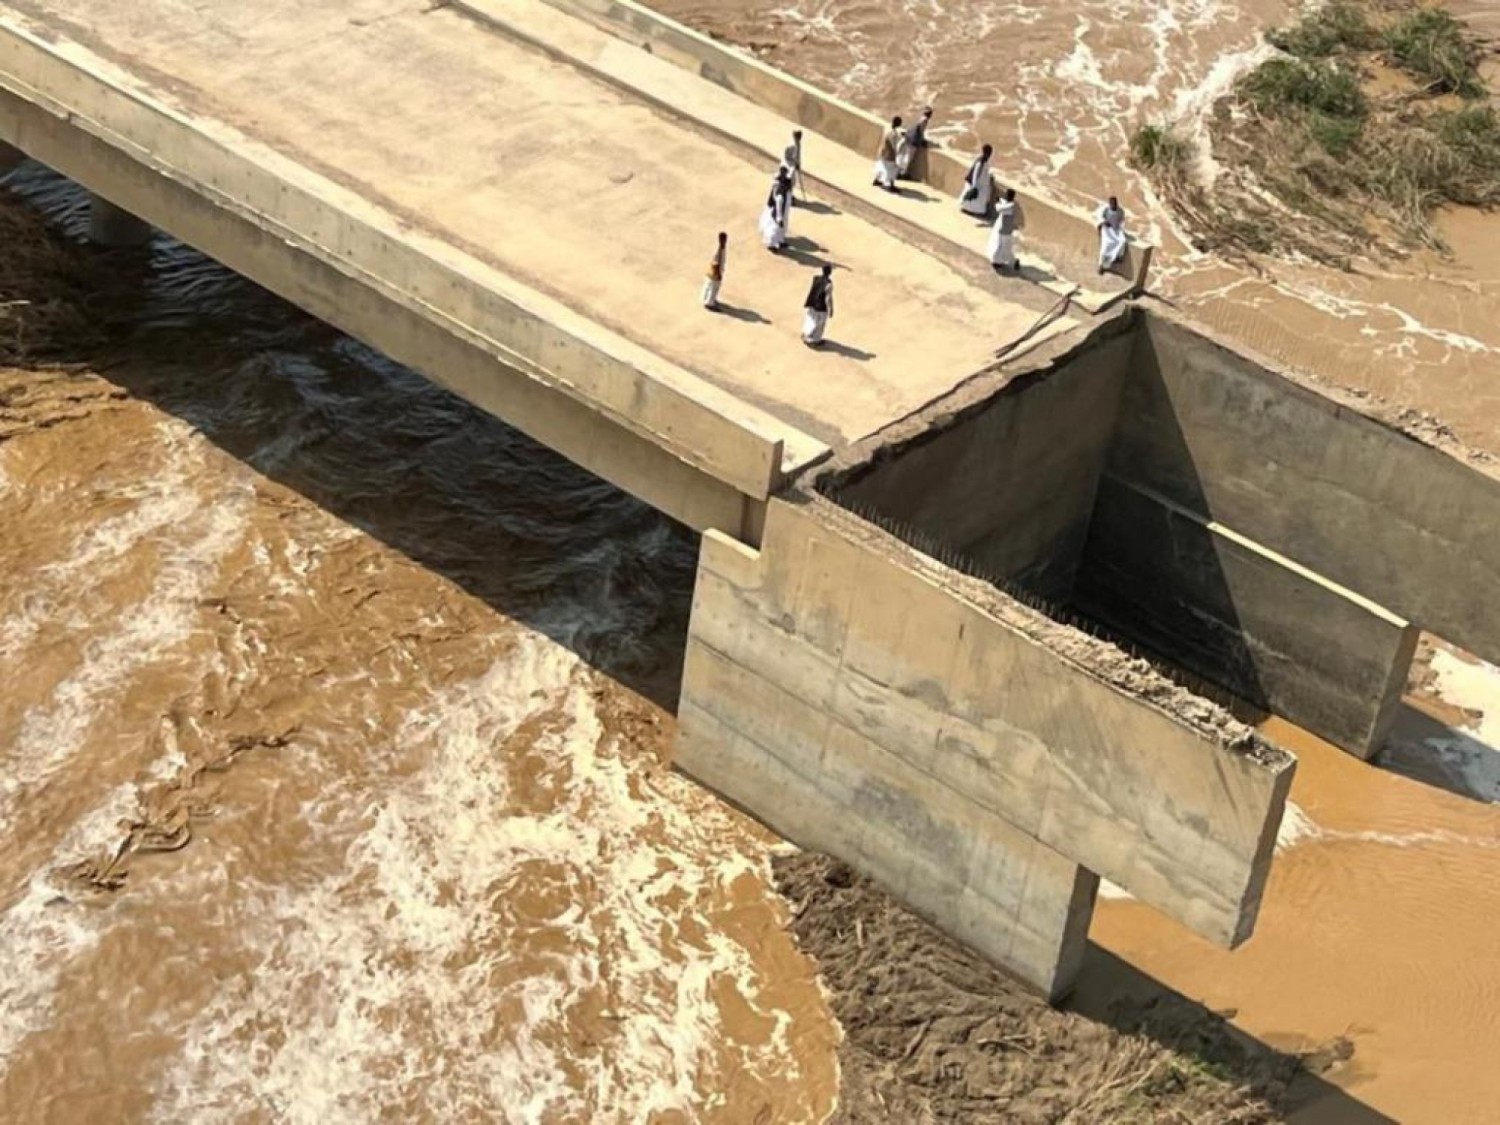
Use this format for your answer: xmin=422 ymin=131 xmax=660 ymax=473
xmin=678 ymin=306 xmax=1500 ymax=997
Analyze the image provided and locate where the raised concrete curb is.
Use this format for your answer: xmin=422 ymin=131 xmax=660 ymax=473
xmin=0 ymin=15 xmax=830 ymax=530
xmin=458 ymin=0 xmax=1144 ymax=310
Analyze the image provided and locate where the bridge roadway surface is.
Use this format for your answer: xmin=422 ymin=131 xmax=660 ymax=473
xmin=0 ymin=0 xmax=1086 ymax=522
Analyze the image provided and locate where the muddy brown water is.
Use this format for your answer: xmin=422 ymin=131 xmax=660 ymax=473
xmin=5 ymin=0 xmax=1500 ymax=1120
xmin=0 ymin=172 xmax=838 ymax=1122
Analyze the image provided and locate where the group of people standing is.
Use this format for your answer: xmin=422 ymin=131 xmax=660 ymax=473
xmin=700 ymin=110 xmax=1132 ymax=347
xmin=961 ymin=142 xmax=1130 ymax=275
xmin=700 ymin=130 xmax=836 ymax=346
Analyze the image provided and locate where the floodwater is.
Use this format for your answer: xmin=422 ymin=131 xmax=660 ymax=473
xmin=0 ymin=172 xmax=839 ymax=1123
xmin=658 ymin=1 xmax=1500 ymax=1122
xmin=4 ymin=1 xmax=1500 ymax=1122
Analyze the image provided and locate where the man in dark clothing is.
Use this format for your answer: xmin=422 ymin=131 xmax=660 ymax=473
xmin=802 ymin=264 xmax=834 ymax=346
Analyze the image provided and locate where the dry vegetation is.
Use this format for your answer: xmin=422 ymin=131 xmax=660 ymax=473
xmin=775 ymin=853 xmax=1350 ymax=1124
xmin=1131 ymin=1 xmax=1500 ymax=264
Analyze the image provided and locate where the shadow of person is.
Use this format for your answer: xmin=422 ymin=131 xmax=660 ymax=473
xmin=817 ymin=339 xmax=876 ymax=361
xmin=883 ymin=184 xmax=936 ymax=203
xmin=795 ymin=199 xmax=839 ymax=216
xmin=714 ymin=303 xmax=770 ymax=325
xmin=784 ymin=235 xmax=825 ymax=253
xmin=779 ymin=245 xmax=832 ymax=269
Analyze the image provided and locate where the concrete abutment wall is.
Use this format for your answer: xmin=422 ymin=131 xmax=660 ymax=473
xmin=1108 ymin=312 xmax=1500 ymax=667
xmin=1075 ymin=474 xmax=1420 ymax=758
xmin=796 ymin=310 xmax=1500 ymax=764
xmin=678 ymin=495 xmax=1294 ymax=998
xmin=677 ymin=309 xmax=1500 ymax=995
xmin=827 ymin=317 xmax=1133 ymax=602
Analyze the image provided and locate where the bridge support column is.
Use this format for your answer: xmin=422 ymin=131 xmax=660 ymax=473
xmin=88 ymin=193 xmax=153 ymax=247
xmin=0 ymin=142 xmax=24 ymax=174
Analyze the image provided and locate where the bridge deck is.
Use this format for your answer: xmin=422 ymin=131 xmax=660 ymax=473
xmin=1 ymin=0 xmax=1081 ymax=457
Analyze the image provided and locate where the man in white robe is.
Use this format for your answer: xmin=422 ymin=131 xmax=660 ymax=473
xmin=802 ymin=264 xmax=834 ymax=346
xmin=780 ymin=129 xmax=805 ymax=204
xmin=960 ymin=144 xmax=995 ymax=218
xmin=872 ymin=116 xmax=902 ymax=192
xmin=1095 ymin=195 xmax=1128 ymax=273
xmin=701 ymin=231 xmax=727 ymax=311
xmin=896 ymin=106 xmax=933 ymax=179
xmin=988 ymin=188 xmax=1021 ymax=271
xmin=759 ymin=172 xmax=791 ymax=251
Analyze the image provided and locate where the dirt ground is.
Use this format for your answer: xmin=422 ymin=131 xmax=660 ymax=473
xmin=773 ymin=852 xmax=1338 ymax=1124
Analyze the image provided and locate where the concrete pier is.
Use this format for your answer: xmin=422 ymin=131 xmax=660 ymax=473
xmin=87 ymin=193 xmax=152 ymax=247
xmin=679 ymin=496 xmax=1293 ymax=997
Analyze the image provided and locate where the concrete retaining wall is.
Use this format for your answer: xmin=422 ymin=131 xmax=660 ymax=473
xmin=533 ymin=0 xmax=1146 ymax=285
xmin=677 ymin=495 xmax=1294 ymax=996
xmin=1076 ymin=475 xmax=1419 ymax=759
xmin=1116 ymin=312 xmax=1500 ymax=665
xmin=0 ymin=20 xmax=827 ymax=532
xmin=829 ymin=322 xmax=1132 ymax=600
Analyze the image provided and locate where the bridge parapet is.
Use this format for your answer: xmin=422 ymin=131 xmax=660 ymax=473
xmin=522 ymin=0 xmax=1154 ymax=295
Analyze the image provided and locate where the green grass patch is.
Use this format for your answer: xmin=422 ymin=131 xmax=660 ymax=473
xmin=1267 ymin=1 xmax=1377 ymax=57
xmin=1306 ymin=111 xmax=1364 ymax=155
xmin=1384 ymin=7 xmax=1484 ymax=97
xmin=1243 ymin=57 xmax=1367 ymax=119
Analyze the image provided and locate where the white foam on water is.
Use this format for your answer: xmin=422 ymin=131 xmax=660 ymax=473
xmin=154 ymin=630 xmax=812 ymax=1123
xmin=1165 ymin=37 xmax=1278 ymax=186
xmin=1271 ymin=277 xmax=1494 ymax=358
xmin=1274 ymin=800 xmax=1321 ymax=849
xmin=0 ymin=439 xmax=250 ymax=829
xmin=1409 ymin=649 xmax=1500 ymax=803
xmin=0 ymin=781 xmax=143 ymax=1063
xmin=0 ymin=422 xmax=206 ymax=662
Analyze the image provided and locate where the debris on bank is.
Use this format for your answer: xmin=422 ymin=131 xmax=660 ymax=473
xmin=776 ymin=850 xmax=1353 ymax=1124
xmin=1131 ymin=0 xmax=1500 ymax=265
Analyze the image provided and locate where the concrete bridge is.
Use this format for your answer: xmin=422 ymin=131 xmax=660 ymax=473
xmin=4 ymin=0 xmax=1499 ymax=1000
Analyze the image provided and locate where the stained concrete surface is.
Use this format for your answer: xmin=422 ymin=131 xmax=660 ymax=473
xmin=1113 ymin=311 xmax=1500 ymax=666
xmin=825 ymin=315 xmax=1133 ymax=601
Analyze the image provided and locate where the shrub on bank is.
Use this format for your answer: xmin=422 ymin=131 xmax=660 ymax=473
xmin=1384 ymin=7 xmax=1484 ymax=97
xmin=1242 ymin=57 xmax=1367 ymax=120
xmin=1128 ymin=123 xmax=1192 ymax=175
xmin=1267 ymin=1 xmax=1377 ymax=58
xmin=1127 ymin=1 xmax=1500 ymax=262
